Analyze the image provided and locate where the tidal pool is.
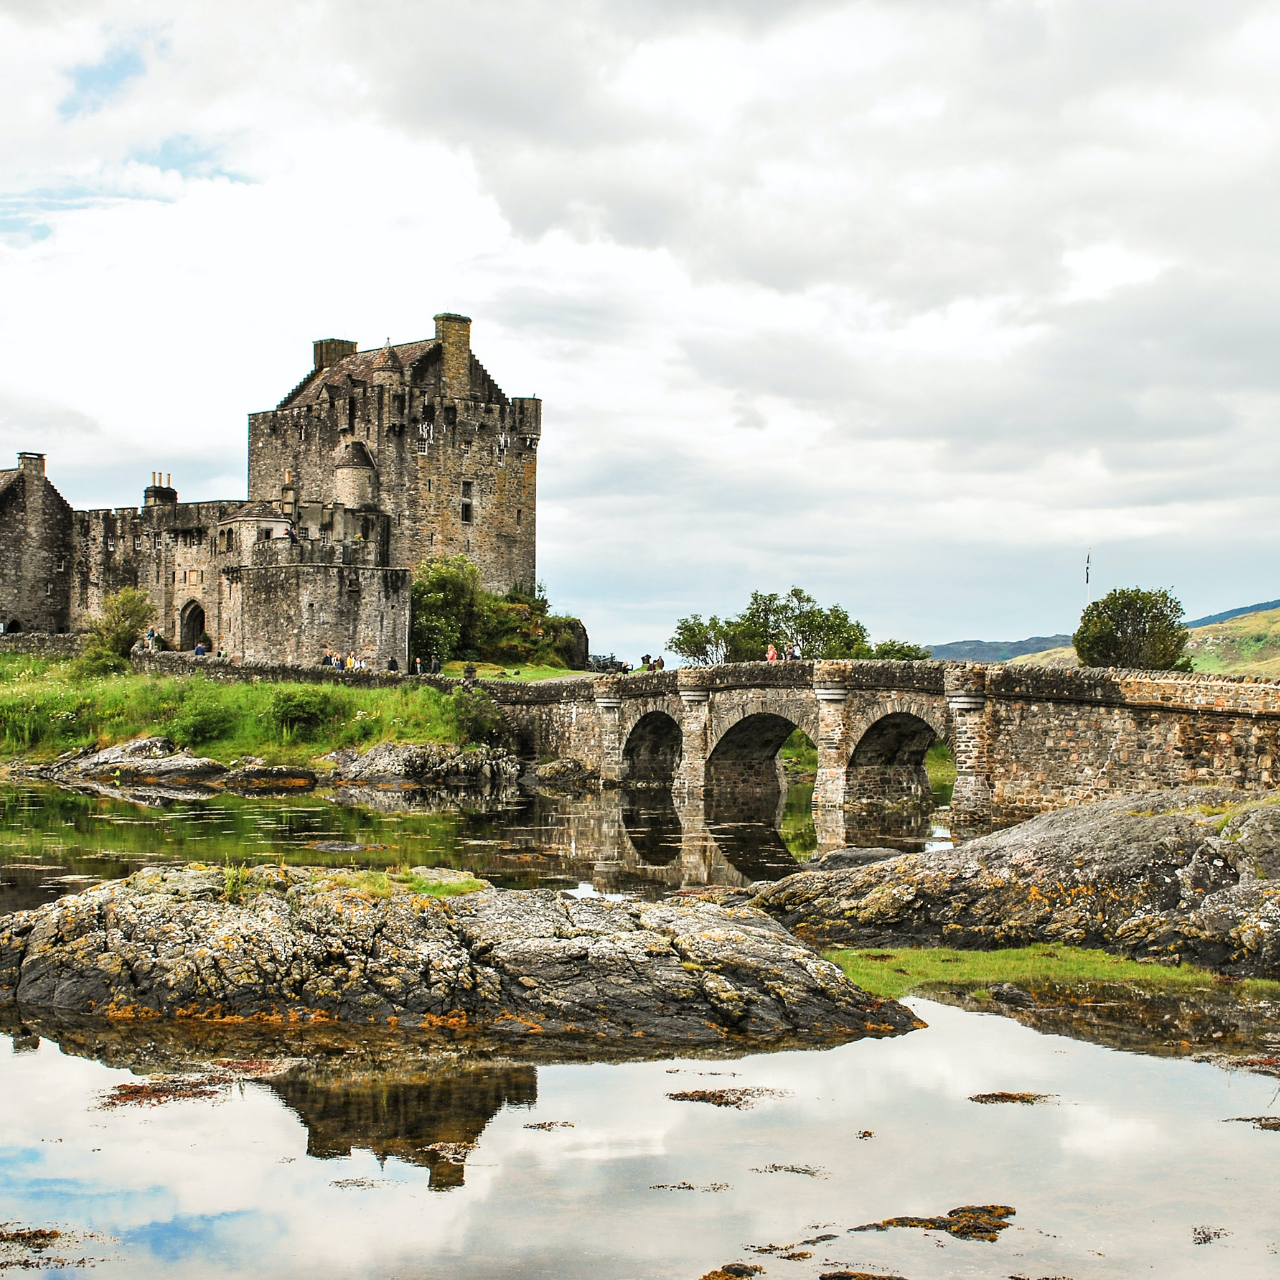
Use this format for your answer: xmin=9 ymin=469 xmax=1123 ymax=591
xmin=1 ymin=1000 xmax=1278 ymax=1278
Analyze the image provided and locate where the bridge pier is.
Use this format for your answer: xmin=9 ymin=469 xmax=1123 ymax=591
xmin=945 ymin=665 xmax=992 ymax=828
xmin=673 ymin=685 xmax=711 ymax=793
xmin=813 ymin=678 xmax=853 ymax=815
xmin=594 ymin=684 xmax=625 ymax=783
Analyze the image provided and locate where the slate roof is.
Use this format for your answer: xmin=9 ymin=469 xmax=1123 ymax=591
xmin=278 ymin=339 xmax=440 ymax=410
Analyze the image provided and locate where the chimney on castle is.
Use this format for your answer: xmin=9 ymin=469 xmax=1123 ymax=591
xmin=434 ymin=313 xmax=471 ymax=399
xmin=313 ymin=338 xmax=358 ymax=371
xmin=17 ymin=452 xmax=44 ymax=476
xmin=144 ymin=472 xmax=178 ymax=506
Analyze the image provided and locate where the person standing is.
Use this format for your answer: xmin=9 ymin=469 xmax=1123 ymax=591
xmin=766 ymin=644 xmax=778 ymax=662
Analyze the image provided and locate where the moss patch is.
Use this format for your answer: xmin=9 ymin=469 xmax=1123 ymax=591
xmin=825 ymin=944 xmax=1280 ymax=1001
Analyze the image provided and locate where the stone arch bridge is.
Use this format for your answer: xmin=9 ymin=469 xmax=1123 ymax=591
xmin=490 ymin=659 xmax=1280 ymax=842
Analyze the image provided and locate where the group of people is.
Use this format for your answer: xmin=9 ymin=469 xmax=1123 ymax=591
xmin=412 ymin=655 xmax=443 ymax=675
xmin=320 ymin=650 xmax=369 ymax=671
xmin=638 ymin=653 xmax=666 ymax=674
xmin=765 ymin=642 xmax=803 ymax=661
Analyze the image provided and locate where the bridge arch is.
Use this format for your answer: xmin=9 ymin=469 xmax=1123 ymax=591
xmin=705 ymin=711 xmax=803 ymax=797
xmin=843 ymin=700 xmax=950 ymax=832
xmin=622 ymin=710 xmax=682 ymax=785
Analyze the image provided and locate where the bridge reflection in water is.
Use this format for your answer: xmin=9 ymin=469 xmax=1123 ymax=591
xmin=532 ymin=781 xmax=953 ymax=899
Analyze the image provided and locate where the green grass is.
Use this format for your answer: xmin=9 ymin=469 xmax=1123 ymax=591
xmin=316 ymin=869 xmax=484 ymax=899
xmin=0 ymin=661 xmax=461 ymax=764
xmin=437 ymin=661 xmax=586 ymax=682
xmin=826 ymin=943 xmax=1280 ymax=1001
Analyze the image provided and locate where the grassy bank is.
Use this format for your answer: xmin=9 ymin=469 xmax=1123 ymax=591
xmin=828 ymin=944 xmax=1280 ymax=1001
xmin=0 ymin=655 xmax=463 ymax=765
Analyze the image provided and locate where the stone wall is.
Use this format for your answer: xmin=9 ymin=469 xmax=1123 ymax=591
xmin=983 ymin=664 xmax=1280 ymax=820
xmin=0 ymin=632 xmax=83 ymax=658
xmin=0 ymin=455 xmax=75 ymax=634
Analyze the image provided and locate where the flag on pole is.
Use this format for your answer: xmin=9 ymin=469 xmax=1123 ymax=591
xmin=1085 ymin=549 xmax=1090 ymax=585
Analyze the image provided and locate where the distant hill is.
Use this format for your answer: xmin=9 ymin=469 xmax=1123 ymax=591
xmin=928 ymin=635 xmax=1072 ymax=662
xmin=1185 ymin=599 xmax=1280 ymax=628
xmin=1011 ymin=604 xmax=1280 ymax=677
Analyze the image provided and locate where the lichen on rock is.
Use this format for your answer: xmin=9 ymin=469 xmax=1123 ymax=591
xmin=0 ymin=863 xmax=920 ymax=1044
xmin=753 ymin=786 xmax=1280 ymax=977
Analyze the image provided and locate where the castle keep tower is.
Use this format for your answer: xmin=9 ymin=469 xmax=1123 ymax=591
xmin=246 ymin=314 xmax=539 ymax=594
xmin=0 ymin=313 xmax=539 ymax=668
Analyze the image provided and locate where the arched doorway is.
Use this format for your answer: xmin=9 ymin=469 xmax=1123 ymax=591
xmin=622 ymin=711 xmax=682 ymax=785
xmin=180 ymin=600 xmax=206 ymax=651
xmin=845 ymin=711 xmax=939 ymax=836
xmin=3 ymin=620 xmax=20 ymax=634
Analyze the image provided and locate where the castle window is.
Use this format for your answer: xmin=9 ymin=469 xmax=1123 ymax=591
xmin=427 ymin=478 xmax=432 ymax=493
xmin=45 ymin=583 xmax=51 ymax=596
xmin=461 ymin=481 xmax=473 ymax=499
xmin=348 ymin=397 xmax=356 ymax=431
xmin=460 ymin=502 xmax=473 ymax=525
xmin=516 ymin=509 xmax=522 ymax=527
xmin=56 ymin=558 xmax=64 ymax=572
xmin=417 ymin=439 xmax=428 ymax=455
xmin=199 ymin=571 xmax=204 ymax=584
xmin=106 ymin=538 xmax=115 ymax=552
xmin=134 ymin=536 xmax=142 ymax=551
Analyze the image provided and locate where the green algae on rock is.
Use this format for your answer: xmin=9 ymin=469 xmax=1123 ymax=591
xmin=0 ymin=862 xmax=919 ymax=1044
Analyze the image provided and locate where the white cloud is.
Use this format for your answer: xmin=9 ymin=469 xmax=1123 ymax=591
xmin=1 ymin=0 xmax=1279 ymax=656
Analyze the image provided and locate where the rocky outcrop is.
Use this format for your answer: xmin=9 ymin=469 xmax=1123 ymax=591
xmin=755 ymin=787 xmax=1280 ymax=977
xmin=806 ymin=847 xmax=901 ymax=871
xmin=329 ymin=742 xmax=521 ymax=789
xmin=17 ymin=737 xmax=316 ymax=798
xmin=0 ymin=864 xmax=918 ymax=1044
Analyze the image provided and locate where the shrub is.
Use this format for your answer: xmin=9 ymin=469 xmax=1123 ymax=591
xmin=80 ymin=588 xmax=157 ymax=673
xmin=450 ymin=687 xmax=507 ymax=746
xmin=1073 ymin=588 xmax=1192 ymax=671
xmin=269 ymin=685 xmax=342 ymax=739
xmin=169 ymin=684 xmax=237 ymax=746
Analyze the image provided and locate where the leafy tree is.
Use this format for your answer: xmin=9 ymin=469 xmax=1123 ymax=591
xmin=410 ymin=557 xmax=488 ymax=663
xmin=410 ymin=557 xmax=586 ymax=668
xmin=79 ymin=588 xmax=157 ymax=674
xmin=1073 ymin=587 xmax=1193 ymax=671
xmin=871 ymin=639 xmax=932 ymax=661
xmin=665 ymin=614 xmax=745 ymax=666
xmin=668 ymin=587 xmax=904 ymax=664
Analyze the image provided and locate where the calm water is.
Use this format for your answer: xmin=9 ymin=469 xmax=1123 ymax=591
xmin=0 ymin=780 xmax=953 ymax=916
xmin=2 ymin=1001 xmax=1279 ymax=1278
xmin=2 ymin=781 xmax=1277 ymax=1278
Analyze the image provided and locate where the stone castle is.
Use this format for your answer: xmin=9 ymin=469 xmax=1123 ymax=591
xmin=0 ymin=314 xmax=539 ymax=668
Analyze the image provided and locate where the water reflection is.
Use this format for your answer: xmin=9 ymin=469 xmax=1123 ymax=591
xmin=1 ymin=997 xmax=1278 ymax=1278
xmin=0 ymin=771 xmax=963 ymax=917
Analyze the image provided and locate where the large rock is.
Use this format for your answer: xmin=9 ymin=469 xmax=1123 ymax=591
xmin=0 ymin=864 xmax=918 ymax=1044
xmin=753 ymin=787 xmax=1280 ymax=977
xmin=332 ymin=742 xmax=521 ymax=789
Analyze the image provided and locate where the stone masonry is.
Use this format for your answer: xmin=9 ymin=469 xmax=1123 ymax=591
xmin=482 ymin=658 xmax=1280 ymax=844
xmin=0 ymin=314 xmax=537 ymax=669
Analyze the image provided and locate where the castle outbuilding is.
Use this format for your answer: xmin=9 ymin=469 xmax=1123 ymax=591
xmin=0 ymin=314 xmax=539 ymax=668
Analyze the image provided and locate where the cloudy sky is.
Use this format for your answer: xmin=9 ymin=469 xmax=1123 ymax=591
xmin=3 ymin=0 xmax=1279 ymax=657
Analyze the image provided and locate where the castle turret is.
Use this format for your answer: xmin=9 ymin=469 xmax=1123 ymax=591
xmin=333 ymin=439 xmax=377 ymax=509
